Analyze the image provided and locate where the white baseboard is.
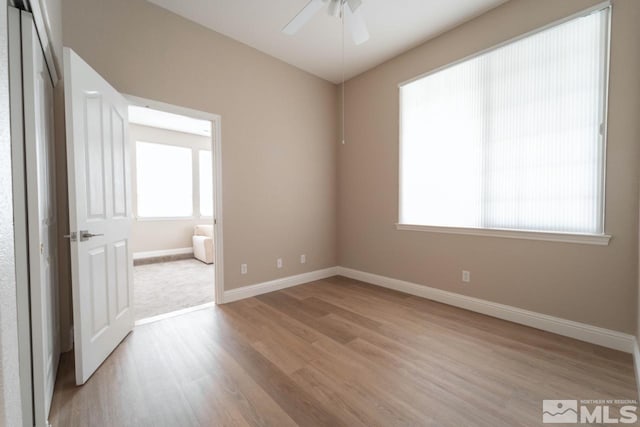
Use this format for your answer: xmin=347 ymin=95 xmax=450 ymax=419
xmin=133 ymin=247 xmax=193 ymax=261
xmin=336 ymin=267 xmax=635 ymax=353
xmin=216 ymin=264 xmax=634 ymax=354
xmin=222 ymin=267 xmax=339 ymax=303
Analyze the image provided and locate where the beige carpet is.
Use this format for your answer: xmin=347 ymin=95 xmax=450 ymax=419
xmin=133 ymin=258 xmax=214 ymax=321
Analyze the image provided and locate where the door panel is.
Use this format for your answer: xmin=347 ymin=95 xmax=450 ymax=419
xmin=114 ymin=241 xmax=130 ymax=316
xmin=84 ymin=94 xmax=106 ymax=219
xmin=64 ymin=47 xmax=134 ymax=385
xmin=88 ymin=246 xmax=109 ymax=337
xmin=112 ymin=109 xmax=127 ymax=218
xmin=21 ymin=10 xmax=59 ymax=426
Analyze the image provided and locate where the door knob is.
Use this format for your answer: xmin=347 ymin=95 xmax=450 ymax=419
xmin=80 ymin=230 xmax=104 ymax=241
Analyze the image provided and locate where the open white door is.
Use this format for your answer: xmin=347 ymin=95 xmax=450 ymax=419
xmin=64 ymin=48 xmax=134 ymax=385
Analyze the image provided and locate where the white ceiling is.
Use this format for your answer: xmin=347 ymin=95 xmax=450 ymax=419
xmin=147 ymin=0 xmax=509 ymax=83
xmin=129 ymin=106 xmax=212 ymax=136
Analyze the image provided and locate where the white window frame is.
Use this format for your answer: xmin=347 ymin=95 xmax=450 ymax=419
xmin=134 ymin=142 xmax=214 ymax=220
xmin=198 ymin=149 xmax=214 ymax=220
xmin=396 ymin=1 xmax=612 ymax=246
xmin=133 ymin=140 xmax=199 ymax=222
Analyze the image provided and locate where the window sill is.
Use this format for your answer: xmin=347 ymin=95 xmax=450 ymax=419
xmin=136 ymin=216 xmax=195 ymax=222
xmin=395 ymin=224 xmax=611 ymax=246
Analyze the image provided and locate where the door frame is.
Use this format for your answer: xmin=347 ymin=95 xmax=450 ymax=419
xmin=10 ymin=6 xmax=62 ymax=426
xmin=124 ymin=95 xmax=224 ymax=305
xmin=21 ymin=9 xmax=59 ymax=426
xmin=8 ymin=6 xmax=35 ymax=427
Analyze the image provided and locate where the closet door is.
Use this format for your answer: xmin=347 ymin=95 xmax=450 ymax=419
xmin=22 ymin=10 xmax=60 ymax=427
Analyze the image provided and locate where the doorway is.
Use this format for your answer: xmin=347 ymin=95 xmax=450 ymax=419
xmin=61 ymin=48 xmax=224 ymax=386
xmin=125 ymin=97 xmax=223 ymax=323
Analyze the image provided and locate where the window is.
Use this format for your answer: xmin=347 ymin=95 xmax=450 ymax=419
xmin=399 ymin=8 xmax=609 ymax=236
xmin=199 ymin=150 xmax=213 ymax=217
xmin=136 ymin=141 xmax=193 ymax=218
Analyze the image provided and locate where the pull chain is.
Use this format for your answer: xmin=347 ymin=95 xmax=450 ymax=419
xmin=341 ymin=1 xmax=346 ymax=145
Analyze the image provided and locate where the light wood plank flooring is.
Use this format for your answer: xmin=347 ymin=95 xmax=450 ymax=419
xmin=49 ymin=276 xmax=637 ymax=426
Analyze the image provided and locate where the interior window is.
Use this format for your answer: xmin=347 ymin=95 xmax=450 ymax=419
xmin=136 ymin=141 xmax=193 ymax=218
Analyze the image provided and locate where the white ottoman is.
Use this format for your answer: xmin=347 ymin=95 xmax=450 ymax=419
xmin=192 ymin=225 xmax=214 ymax=264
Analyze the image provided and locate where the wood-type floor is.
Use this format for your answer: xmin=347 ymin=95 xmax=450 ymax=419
xmin=49 ymin=276 xmax=637 ymax=426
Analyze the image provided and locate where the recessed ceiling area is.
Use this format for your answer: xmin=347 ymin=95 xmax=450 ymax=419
xmin=128 ymin=106 xmax=212 ymax=136
xmin=146 ymin=0 xmax=509 ymax=83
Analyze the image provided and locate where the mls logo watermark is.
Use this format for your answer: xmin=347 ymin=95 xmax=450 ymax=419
xmin=543 ymin=400 xmax=578 ymax=423
xmin=543 ymin=399 xmax=638 ymax=424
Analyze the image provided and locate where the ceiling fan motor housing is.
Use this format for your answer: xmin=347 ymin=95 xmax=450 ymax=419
xmin=326 ymin=0 xmax=363 ymax=17
xmin=283 ymin=0 xmax=369 ymax=45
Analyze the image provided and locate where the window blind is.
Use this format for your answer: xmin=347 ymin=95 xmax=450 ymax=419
xmin=399 ymin=7 xmax=609 ymax=235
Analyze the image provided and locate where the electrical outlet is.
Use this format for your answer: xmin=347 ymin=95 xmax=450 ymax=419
xmin=277 ymin=258 xmax=283 ymax=269
xmin=300 ymin=254 xmax=306 ymax=264
xmin=241 ymin=264 xmax=247 ymax=275
xmin=462 ymin=270 xmax=471 ymax=283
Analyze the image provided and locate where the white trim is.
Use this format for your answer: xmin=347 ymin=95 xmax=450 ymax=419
xmin=132 ymin=247 xmax=193 ymax=261
xmin=124 ymin=95 xmax=221 ymax=122
xmin=8 ymin=6 xmax=32 ymax=426
xmin=633 ymin=338 xmax=640 ymax=401
xmin=215 ymin=264 xmax=634 ymax=354
xmin=222 ymin=267 xmax=339 ymax=303
xmin=135 ymin=216 xmax=196 ymax=222
xmin=598 ymin=6 xmax=612 ymax=236
xmin=134 ymin=302 xmax=215 ymax=326
xmin=396 ymin=224 xmax=612 ymax=246
xmin=211 ymin=118 xmax=224 ymax=305
xmin=336 ymin=267 xmax=634 ymax=353
xmin=23 ymin=0 xmax=59 ymax=84
xmin=22 ymin=11 xmax=59 ymax=424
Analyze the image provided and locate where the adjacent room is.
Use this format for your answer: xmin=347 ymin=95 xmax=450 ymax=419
xmin=128 ymin=105 xmax=216 ymax=322
xmin=2 ymin=0 xmax=640 ymax=426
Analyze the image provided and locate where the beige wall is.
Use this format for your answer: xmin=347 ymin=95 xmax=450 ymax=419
xmin=59 ymin=0 xmax=338 ymax=299
xmin=339 ymin=0 xmax=640 ymax=333
xmin=129 ymin=124 xmax=213 ymax=254
xmin=53 ymin=0 xmax=640 ymax=342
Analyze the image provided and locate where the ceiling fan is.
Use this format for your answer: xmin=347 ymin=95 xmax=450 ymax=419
xmin=282 ymin=0 xmax=370 ymax=45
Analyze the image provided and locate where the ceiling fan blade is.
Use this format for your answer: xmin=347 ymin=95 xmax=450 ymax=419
xmin=282 ymin=0 xmax=325 ymax=35
xmin=344 ymin=5 xmax=369 ymax=45
xmin=327 ymin=0 xmax=341 ymax=17
xmin=346 ymin=0 xmax=362 ymax=13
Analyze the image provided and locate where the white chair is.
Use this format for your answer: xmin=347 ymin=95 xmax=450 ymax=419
xmin=193 ymin=225 xmax=214 ymax=264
